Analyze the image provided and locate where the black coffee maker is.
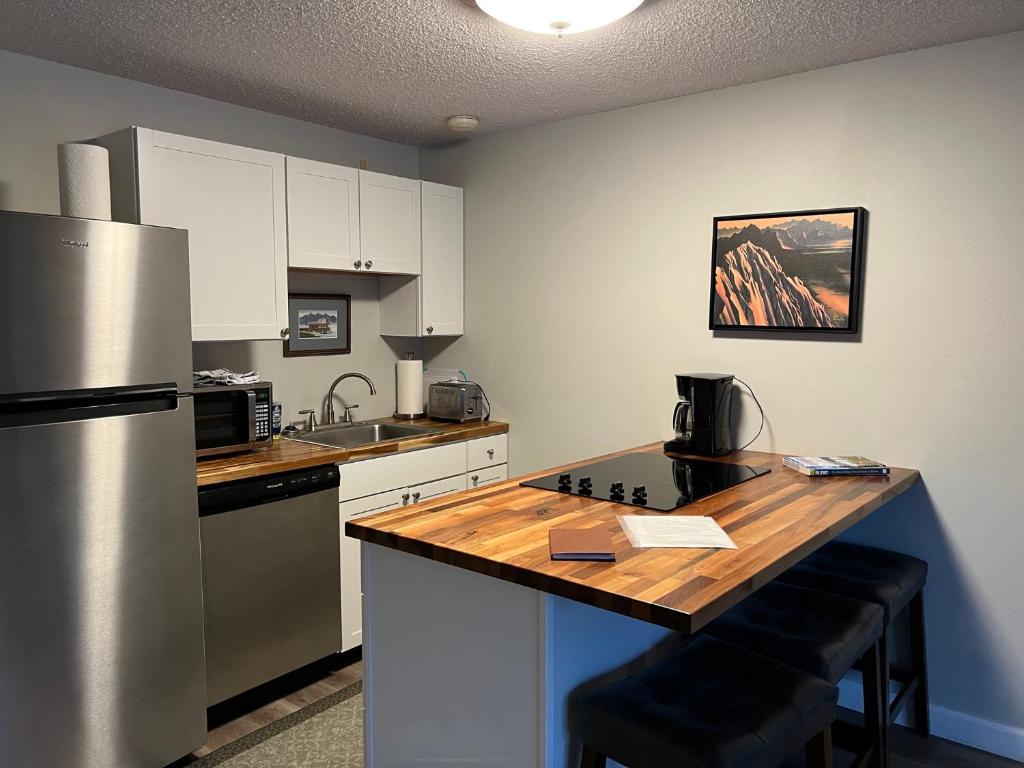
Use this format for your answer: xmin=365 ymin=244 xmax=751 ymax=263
xmin=664 ymin=373 xmax=734 ymax=456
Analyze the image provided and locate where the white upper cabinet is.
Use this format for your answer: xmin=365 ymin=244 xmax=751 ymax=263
xmin=358 ymin=170 xmax=421 ymax=275
xmin=286 ymin=157 xmax=361 ymax=271
xmin=134 ymin=129 xmax=288 ymax=341
xmin=420 ymin=182 xmax=464 ymax=336
xmin=379 ymin=181 xmax=464 ymax=337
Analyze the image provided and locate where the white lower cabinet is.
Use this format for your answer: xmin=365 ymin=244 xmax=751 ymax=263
xmin=337 ymin=437 xmax=507 ymax=651
xmin=339 ymin=489 xmax=407 ymax=652
xmin=467 ymin=464 xmax=508 ymax=489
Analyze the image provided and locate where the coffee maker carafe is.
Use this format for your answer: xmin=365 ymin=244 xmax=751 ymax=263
xmin=665 ymin=373 xmax=734 ymax=456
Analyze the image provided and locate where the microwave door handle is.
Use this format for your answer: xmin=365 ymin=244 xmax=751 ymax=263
xmin=247 ymin=391 xmax=257 ymax=443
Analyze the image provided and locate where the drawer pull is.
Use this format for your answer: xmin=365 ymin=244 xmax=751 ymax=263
xmin=487 ymin=448 xmax=495 ymax=459
xmin=471 ymin=474 xmax=479 ymax=486
xmin=401 ymin=492 xmax=411 ymax=505
xmin=411 ymin=491 xmax=421 ymax=502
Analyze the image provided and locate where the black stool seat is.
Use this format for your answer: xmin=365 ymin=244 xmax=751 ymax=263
xmin=577 ymin=635 xmax=838 ymax=768
xmin=705 ymin=582 xmax=884 ymax=683
xmin=776 ymin=542 xmax=927 ymax=622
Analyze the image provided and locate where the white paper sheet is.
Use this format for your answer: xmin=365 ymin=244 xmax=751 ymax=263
xmin=617 ymin=516 xmax=737 ymax=549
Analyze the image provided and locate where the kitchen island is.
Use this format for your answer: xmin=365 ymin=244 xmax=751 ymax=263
xmin=347 ymin=443 xmax=919 ymax=768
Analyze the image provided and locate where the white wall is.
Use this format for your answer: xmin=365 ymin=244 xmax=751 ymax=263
xmin=420 ymin=32 xmax=1024 ymax=754
xmin=0 ymin=49 xmax=420 ymax=424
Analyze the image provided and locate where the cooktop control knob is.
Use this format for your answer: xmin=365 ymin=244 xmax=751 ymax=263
xmin=558 ymin=473 xmax=571 ymax=487
xmin=631 ymin=485 xmax=647 ymax=498
xmin=578 ymin=476 xmax=592 ymax=488
xmin=610 ymin=482 xmax=624 ymax=494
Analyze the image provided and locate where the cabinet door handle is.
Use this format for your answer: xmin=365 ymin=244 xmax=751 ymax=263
xmin=353 ymin=259 xmax=362 ymax=269
xmin=401 ymin=492 xmax=411 ymax=505
xmin=487 ymin=448 xmax=495 ymax=459
xmin=426 ymin=325 xmax=434 ymax=335
xmin=411 ymin=491 xmax=421 ymax=502
xmin=280 ymin=327 xmax=290 ymax=339
xmin=471 ymin=474 xmax=479 ymax=486
xmin=364 ymin=260 xmax=373 ymax=269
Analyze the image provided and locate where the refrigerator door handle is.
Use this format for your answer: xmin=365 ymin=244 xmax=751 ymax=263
xmin=247 ymin=391 xmax=257 ymax=444
xmin=0 ymin=385 xmax=178 ymax=429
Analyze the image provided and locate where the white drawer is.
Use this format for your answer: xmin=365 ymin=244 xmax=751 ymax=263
xmin=340 ymin=488 xmax=408 ymax=519
xmin=467 ymin=464 xmax=507 ymax=489
xmin=467 ymin=434 xmax=507 ymax=471
xmin=408 ymin=474 xmax=467 ymax=504
xmin=339 ymin=442 xmax=466 ymax=501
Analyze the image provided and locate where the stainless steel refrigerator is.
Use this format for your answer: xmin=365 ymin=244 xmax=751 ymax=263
xmin=0 ymin=211 xmax=206 ymax=766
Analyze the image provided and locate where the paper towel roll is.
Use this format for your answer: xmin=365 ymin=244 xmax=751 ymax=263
xmin=58 ymin=143 xmax=111 ymax=220
xmin=395 ymin=359 xmax=424 ymax=417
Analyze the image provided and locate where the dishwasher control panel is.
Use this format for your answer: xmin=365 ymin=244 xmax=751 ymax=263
xmin=198 ymin=465 xmax=340 ymax=516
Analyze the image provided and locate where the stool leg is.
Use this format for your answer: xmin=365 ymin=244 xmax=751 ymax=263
xmin=909 ymin=591 xmax=930 ymax=737
xmin=861 ymin=639 xmax=887 ymax=768
xmin=879 ymin=625 xmax=892 ymax=724
xmin=806 ymin=725 xmax=834 ymax=768
xmin=580 ymin=745 xmax=607 ymax=768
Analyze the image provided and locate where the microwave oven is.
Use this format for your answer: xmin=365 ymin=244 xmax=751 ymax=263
xmin=193 ymin=382 xmax=274 ymax=457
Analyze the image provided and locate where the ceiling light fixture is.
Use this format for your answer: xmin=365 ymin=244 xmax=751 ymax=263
xmin=476 ymin=0 xmax=643 ymax=36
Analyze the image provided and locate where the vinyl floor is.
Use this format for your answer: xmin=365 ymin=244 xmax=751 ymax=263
xmin=186 ymin=652 xmax=1019 ymax=768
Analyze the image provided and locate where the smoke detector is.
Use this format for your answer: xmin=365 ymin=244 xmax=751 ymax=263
xmin=447 ymin=115 xmax=481 ymax=133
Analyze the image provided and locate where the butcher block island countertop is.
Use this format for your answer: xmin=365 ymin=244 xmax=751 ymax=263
xmin=195 ymin=418 xmax=509 ymax=487
xmin=347 ymin=444 xmax=919 ymax=634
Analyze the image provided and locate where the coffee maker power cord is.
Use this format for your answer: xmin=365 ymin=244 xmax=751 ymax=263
xmin=732 ymin=377 xmax=764 ymax=452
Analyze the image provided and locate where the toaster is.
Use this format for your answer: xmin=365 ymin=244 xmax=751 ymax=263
xmin=428 ymin=381 xmax=484 ymax=422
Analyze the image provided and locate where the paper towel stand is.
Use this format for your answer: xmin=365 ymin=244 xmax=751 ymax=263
xmin=394 ymin=354 xmax=425 ymax=420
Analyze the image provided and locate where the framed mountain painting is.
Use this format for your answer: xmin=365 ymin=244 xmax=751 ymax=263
xmin=709 ymin=207 xmax=866 ymax=334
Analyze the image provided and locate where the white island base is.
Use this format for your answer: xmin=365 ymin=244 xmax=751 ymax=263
xmin=361 ymin=544 xmax=675 ymax=768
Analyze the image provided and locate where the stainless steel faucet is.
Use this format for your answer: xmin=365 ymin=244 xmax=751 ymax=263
xmin=326 ymin=372 xmax=377 ymax=424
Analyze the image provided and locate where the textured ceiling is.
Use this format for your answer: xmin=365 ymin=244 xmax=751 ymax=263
xmin=1 ymin=1 xmax=1022 ymax=146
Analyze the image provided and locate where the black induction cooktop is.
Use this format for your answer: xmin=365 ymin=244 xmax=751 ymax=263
xmin=521 ymin=453 xmax=771 ymax=512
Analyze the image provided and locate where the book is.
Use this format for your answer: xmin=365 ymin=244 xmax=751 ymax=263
xmin=548 ymin=529 xmax=616 ymax=561
xmin=784 ymin=455 xmax=890 ymax=477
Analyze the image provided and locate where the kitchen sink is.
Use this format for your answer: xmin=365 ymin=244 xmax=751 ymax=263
xmin=286 ymin=421 xmax=441 ymax=450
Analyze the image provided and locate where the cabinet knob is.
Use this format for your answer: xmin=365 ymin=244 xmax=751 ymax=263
xmin=364 ymin=260 xmax=373 ymax=269
xmin=487 ymin=448 xmax=495 ymax=459
xmin=412 ymin=491 xmax=421 ymax=502
xmin=353 ymin=259 xmax=362 ymax=269
xmin=401 ymin=493 xmax=411 ymax=505
xmin=280 ymin=327 xmax=289 ymax=339
xmin=471 ymin=474 xmax=479 ymax=486
xmin=426 ymin=325 xmax=434 ymax=335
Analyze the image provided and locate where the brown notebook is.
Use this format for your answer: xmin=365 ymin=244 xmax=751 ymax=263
xmin=548 ymin=529 xmax=616 ymax=562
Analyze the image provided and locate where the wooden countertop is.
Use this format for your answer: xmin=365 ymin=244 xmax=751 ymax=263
xmin=346 ymin=444 xmax=920 ymax=634
xmin=195 ymin=418 xmax=509 ymax=487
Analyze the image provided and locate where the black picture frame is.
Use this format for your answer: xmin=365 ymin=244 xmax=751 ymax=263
xmin=708 ymin=207 xmax=867 ymax=335
xmin=283 ymin=292 xmax=352 ymax=357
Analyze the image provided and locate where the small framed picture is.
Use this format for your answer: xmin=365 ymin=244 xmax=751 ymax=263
xmin=709 ymin=207 xmax=867 ymax=334
xmin=283 ymin=293 xmax=351 ymax=357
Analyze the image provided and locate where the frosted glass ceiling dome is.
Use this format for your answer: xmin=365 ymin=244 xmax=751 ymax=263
xmin=476 ymin=0 xmax=644 ymax=36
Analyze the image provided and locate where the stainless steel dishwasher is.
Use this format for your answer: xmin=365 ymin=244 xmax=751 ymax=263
xmin=198 ymin=465 xmax=341 ymax=706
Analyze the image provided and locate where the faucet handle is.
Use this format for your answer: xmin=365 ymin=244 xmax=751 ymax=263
xmin=298 ymin=409 xmax=318 ymax=432
xmin=343 ymin=404 xmax=360 ymax=423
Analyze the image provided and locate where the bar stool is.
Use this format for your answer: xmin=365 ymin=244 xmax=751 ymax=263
xmin=576 ymin=635 xmax=839 ymax=768
xmin=704 ymin=582 xmax=887 ymax=768
xmin=776 ymin=542 xmax=929 ymax=735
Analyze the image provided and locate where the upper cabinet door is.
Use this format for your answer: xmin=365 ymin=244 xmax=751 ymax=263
xmin=135 ymin=129 xmax=288 ymax=341
xmin=286 ymin=157 xmax=361 ymax=271
xmin=420 ymin=182 xmax=464 ymax=336
xmin=358 ymin=170 xmax=421 ymax=275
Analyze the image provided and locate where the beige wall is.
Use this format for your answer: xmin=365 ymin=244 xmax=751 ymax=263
xmin=421 ymin=32 xmax=1024 ymax=742
xmin=0 ymin=49 xmax=420 ymax=424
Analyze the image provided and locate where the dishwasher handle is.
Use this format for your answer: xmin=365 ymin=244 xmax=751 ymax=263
xmin=198 ymin=464 xmax=340 ymax=516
